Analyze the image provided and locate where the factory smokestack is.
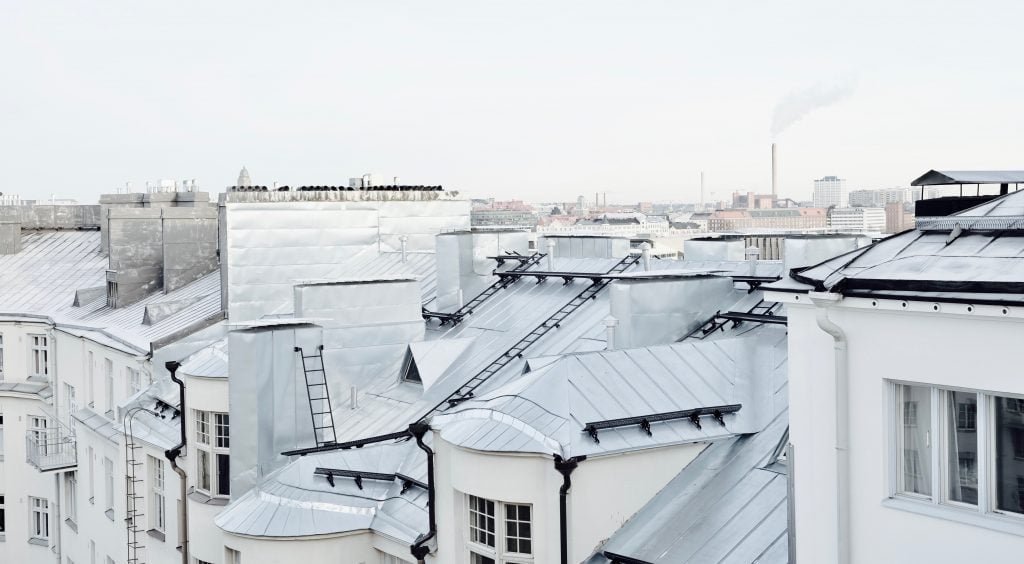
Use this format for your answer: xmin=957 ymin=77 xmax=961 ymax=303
xmin=771 ymin=143 xmax=778 ymax=198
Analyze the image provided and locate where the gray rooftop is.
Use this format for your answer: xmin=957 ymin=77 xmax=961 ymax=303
xmin=911 ymin=169 xmax=1024 ymax=186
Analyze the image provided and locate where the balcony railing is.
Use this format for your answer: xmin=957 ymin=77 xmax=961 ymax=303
xmin=26 ymin=426 xmax=77 ymax=472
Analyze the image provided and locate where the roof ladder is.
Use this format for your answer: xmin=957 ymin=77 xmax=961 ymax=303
xmin=123 ymin=420 xmax=145 ymax=564
xmin=422 ymin=252 xmax=547 ymax=326
xmin=296 ymin=346 xmax=338 ymax=448
xmin=426 ymin=253 xmax=642 ymax=416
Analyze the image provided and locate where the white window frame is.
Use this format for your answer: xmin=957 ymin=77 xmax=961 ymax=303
xmin=87 ymin=446 xmax=95 ymax=504
xmin=0 ymin=332 xmax=5 ymax=379
xmin=29 ymin=335 xmax=49 ymax=378
xmin=466 ymin=494 xmax=533 ymax=563
xmin=29 ymin=496 xmax=49 ymax=541
xmin=29 ymin=416 xmax=50 ymax=456
xmin=103 ymin=457 xmax=115 ymax=515
xmin=66 ymin=471 xmax=78 ymax=524
xmin=127 ymin=367 xmax=143 ymax=396
xmin=149 ymin=456 xmax=166 ymax=532
xmin=194 ymin=410 xmax=230 ymax=497
xmin=87 ymin=352 xmax=95 ymax=407
xmin=0 ymin=413 xmax=5 ymax=462
xmin=104 ymin=358 xmax=114 ymax=419
xmin=887 ymin=380 xmax=1024 ymax=534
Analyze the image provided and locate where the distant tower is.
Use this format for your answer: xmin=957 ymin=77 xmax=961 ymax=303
xmin=237 ymin=166 xmax=252 ymax=188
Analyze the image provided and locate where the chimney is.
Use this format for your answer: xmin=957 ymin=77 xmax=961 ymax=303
xmin=771 ymin=143 xmax=778 ymax=198
xmin=603 ymin=315 xmax=619 ymax=350
xmin=640 ymin=242 xmax=652 ymax=271
xmin=547 ymin=238 xmax=556 ymax=270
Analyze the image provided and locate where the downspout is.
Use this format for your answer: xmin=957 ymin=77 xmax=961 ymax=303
xmin=162 ymin=360 xmax=189 ymax=564
xmin=53 ymin=474 xmax=61 ymax=564
xmin=554 ymin=454 xmax=586 ymax=564
xmin=409 ymin=422 xmax=436 ymax=564
xmin=809 ymin=292 xmax=849 ymax=564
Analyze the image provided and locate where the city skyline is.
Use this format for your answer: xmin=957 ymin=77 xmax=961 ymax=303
xmin=3 ymin=2 xmax=1022 ymax=203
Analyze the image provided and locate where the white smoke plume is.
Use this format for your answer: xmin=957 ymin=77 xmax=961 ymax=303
xmin=770 ymin=77 xmax=857 ymax=137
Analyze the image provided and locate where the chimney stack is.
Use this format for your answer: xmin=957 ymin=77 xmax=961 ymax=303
xmin=771 ymin=143 xmax=778 ymax=198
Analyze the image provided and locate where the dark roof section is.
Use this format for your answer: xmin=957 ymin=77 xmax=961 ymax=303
xmin=911 ymin=170 xmax=1024 ymax=186
xmin=771 ymin=187 xmax=1024 ymax=303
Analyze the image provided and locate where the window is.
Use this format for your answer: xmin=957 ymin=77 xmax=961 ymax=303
xmin=0 ymin=333 xmax=5 ymax=379
xmin=87 ymin=352 xmax=95 ymax=407
xmin=225 ymin=547 xmax=242 ymax=564
xmin=87 ymin=447 xmax=95 ymax=503
xmin=890 ymin=382 xmax=1024 ymax=522
xmin=149 ymin=456 xmax=166 ymax=532
xmin=378 ymin=553 xmax=413 ymax=564
xmin=29 ymin=497 xmax=49 ymax=540
xmin=104 ymin=359 xmax=114 ymax=418
xmin=65 ymin=472 xmax=78 ymax=524
xmin=30 ymin=416 xmax=50 ymax=457
xmin=127 ymin=368 xmax=143 ymax=396
xmin=30 ymin=335 xmax=49 ymax=378
xmin=63 ymin=383 xmax=78 ymax=428
xmin=103 ymin=457 xmax=114 ymax=515
xmin=467 ymin=495 xmax=533 ymax=563
xmin=195 ymin=410 xmax=230 ymax=497
xmin=90 ymin=540 xmax=95 ymax=564
xmin=1 ymin=494 xmax=5 ymax=536
xmin=0 ymin=414 xmax=5 ymax=461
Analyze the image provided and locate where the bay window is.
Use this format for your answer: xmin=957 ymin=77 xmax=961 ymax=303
xmin=467 ymin=494 xmax=532 ymax=563
xmin=891 ymin=382 xmax=1024 ymax=522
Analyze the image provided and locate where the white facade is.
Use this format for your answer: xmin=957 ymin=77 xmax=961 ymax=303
xmin=827 ymin=207 xmax=886 ymax=233
xmin=847 ymin=187 xmax=915 ymax=207
xmin=813 ymin=176 xmax=848 ymax=208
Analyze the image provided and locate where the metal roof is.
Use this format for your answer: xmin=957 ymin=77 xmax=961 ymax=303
xmin=0 ymin=230 xmax=106 ymax=314
xmin=586 ymin=322 xmax=789 ymax=564
xmin=911 ymin=169 xmax=1024 ymax=186
xmin=772 ymin=188 xmax=1024 ymax=302
xmin=432 ymin=326 xmax=787 ymax=458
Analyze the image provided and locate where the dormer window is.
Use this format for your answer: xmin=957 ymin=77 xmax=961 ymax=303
xmin=400 ymin=349 xmax=421 ymax=384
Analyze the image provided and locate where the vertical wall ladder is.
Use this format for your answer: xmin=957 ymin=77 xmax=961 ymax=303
xmin=422 ymin=253 xmax=642 ymax=417
xmin=296 ymin=345 xmax=338 ymax=447
xmin=124 ymin=424 xmax=145 ymax=564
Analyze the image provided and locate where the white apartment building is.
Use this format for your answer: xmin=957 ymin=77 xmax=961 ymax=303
xmin=847 ymin=187 xmax=916 ymax=207
xmin=813 ymin=176 xmax=848 ymax=208
xmin=767 ymin=186 xmax=1024 ymax=563
xmin=827 ymin=207 xmax=886 ymax=233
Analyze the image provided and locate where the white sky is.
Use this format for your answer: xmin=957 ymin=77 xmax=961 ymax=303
xmin=2 ymin=1 xmax=1022 ymax=204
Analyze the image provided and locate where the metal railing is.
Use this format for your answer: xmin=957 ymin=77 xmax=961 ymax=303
xmin=26 ymin=424 xmax=77 ymax=472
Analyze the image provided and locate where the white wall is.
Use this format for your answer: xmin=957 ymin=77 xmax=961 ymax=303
xmin=779 ymin=294 xmax=1024 ymax=564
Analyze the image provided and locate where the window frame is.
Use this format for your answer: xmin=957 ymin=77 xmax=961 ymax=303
xmin=29 ymin=496 xmax=49 ymax=541
xmin=194 ymin=410 xmax=230 ymax=498
xmin=65 ymin=471 xmax=78 ymax=524
xmin=29 ymin=334 xmax=49 ymax=379
xmin=887 ymin=380 xmax=1024 ymax=529
xmin=149 ymin=456 xmax=166 ymax=533
xmin=0 ymin=332 xmax=5 ymax=379
xmin=466 ymin=494 xmax=534 ymax=563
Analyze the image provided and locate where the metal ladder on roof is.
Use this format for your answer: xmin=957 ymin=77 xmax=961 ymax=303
xmin=295 ymin=346 xmax=338 ymax=448
xmin=123 ymin=420 xmax=145 ymax=564
xmin=424 ymin=253 xmax=643 ymax=416
xmin=422 ymin=252 xmax=547 ymax=326
xmin=682 ymin=298 xmax=782 ymax=341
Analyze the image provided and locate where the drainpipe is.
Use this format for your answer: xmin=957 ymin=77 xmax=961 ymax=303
xmin=162 ymin=360 xmax=189 ymax=564
xmin=554 ymin=455 xmax=586 ymax=564
xmin=408 ymin=422 xmax=436 ymax=564
xmin=53 ymin=474 xmax=61 ymax=564
xmin=809 ymin=292 xmax=849 ymax=564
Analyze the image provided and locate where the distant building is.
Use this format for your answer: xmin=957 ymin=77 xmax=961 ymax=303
xmin=708 ymin=208 xmax=827 ymax=231
xmin=813 ymin=176 xmax=847 ymax=208
xmin=885 ymin=202 xmax=914 ymax=233
xmin=848 ymin=187 xmax=915 ymax=207
xmin=827 ymin=207 xmax=886 ymax=233
xmin=731 ymin=191 xmax=776 ymax=210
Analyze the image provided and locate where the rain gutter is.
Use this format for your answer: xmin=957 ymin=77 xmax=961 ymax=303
xmin=809 ymin=292 xmax=849 ymax=564
xmin=554 ymin=454 xmax=587 ymax=564
xmin=162 ymin=360 xmax=189 ymax=564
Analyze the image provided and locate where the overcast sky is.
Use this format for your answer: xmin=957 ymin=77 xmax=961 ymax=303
xmin=3 ymin=1 xmax=1022 ymax=204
